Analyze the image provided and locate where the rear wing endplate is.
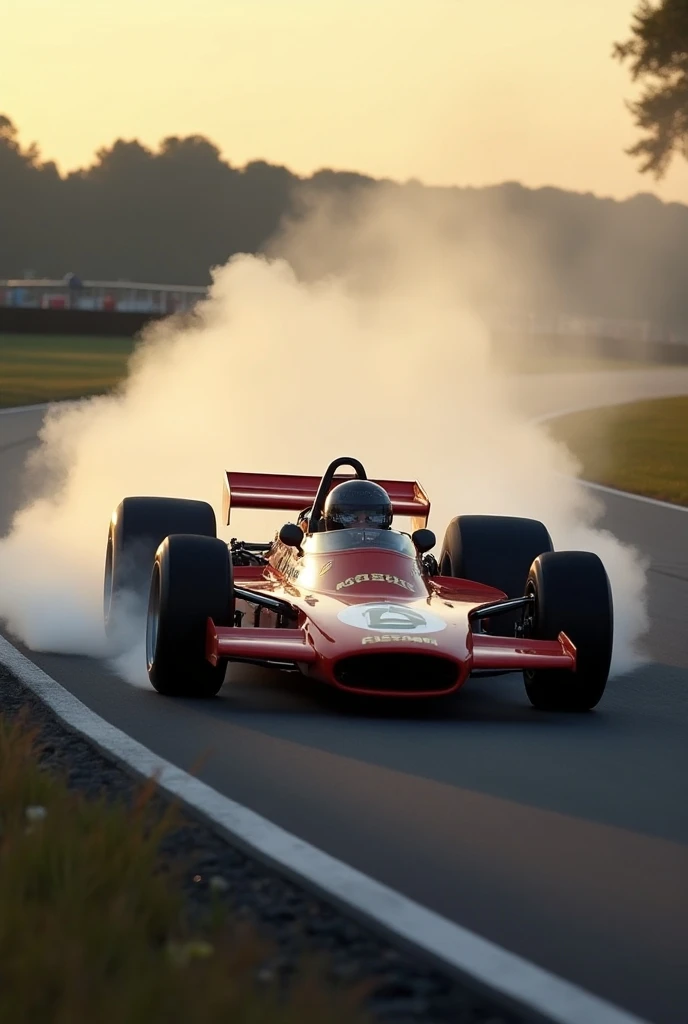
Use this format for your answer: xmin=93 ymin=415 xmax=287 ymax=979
xmin=223 ymin=472 xmax=430 ymax=532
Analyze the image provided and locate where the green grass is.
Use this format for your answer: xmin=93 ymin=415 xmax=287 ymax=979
xmin=0 ymin=334 xmax=135 ymax=407
xmin=0 ymin=713 xmax=369 ymax=1024
xmin=547 ymin=395 xmax=688 ymax=506
xmin=0 ymin=333 xmax=669 ymax=409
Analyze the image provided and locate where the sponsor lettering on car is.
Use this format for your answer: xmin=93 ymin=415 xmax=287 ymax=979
xmin=361 ymin=634 xmax=438 ymax=646
xmin=336 ymin=573 xmax=415 ymax=592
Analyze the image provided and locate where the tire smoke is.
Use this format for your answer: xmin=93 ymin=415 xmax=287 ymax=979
xmin=0 ymin=187 xmax=648 ymax=685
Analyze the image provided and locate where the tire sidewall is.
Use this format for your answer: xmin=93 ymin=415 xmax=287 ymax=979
xmin=104 ymin=496 xmax=216 ymax=640
xmin=147 ymin=534 xmax=233 ymax=697
xmin=440 ymin=515 xmax=553 ymax=636
xmin=525 ymin=551 xmax=614 ymax=711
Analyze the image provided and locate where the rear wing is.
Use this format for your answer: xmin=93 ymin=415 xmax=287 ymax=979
xmin=223 ymin=472 xmax=430 ymax=532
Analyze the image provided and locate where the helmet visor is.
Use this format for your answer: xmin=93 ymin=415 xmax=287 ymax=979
xmin=328 ymin=508 xmax=392 ymax=529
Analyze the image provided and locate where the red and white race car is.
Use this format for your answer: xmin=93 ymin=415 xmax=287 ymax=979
xmin=104 ymin=456 xmax=613 ymax=710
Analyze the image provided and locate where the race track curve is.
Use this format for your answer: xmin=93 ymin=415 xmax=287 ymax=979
xmin=1 ymin=368 xmax=687 ymax=1024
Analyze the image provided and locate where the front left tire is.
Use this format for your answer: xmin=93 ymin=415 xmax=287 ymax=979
xmin=146 ymin=534 xmax=234 ymax=698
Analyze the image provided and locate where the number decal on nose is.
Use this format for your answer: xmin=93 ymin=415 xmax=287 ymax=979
xmin=337 ymin=603 xmax=447 ymax=634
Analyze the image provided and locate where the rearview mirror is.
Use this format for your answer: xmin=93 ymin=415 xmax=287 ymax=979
xmin=279 ymin=523 xmax=304 ymax=550
xmin=412 ymin=528 xmax=436 ymax=554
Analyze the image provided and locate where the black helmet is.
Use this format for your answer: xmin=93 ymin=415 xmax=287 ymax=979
xmin=323 ymin=480 xmax=393 ymax=531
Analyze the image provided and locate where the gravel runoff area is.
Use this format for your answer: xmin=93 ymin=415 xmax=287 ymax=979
xmin=0 ymin=661 xmax=533 ymax=1024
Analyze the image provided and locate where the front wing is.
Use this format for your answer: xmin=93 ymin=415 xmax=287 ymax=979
xmin=206 ymin=618 xmax=576 ymax=688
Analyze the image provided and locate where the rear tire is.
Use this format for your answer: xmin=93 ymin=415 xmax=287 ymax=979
xmin=147 ymin=534 xmax=234 ymax=697
xmin=524 ymin=551 xmax=613 ymax=712
xmin=104 ymin=496 xmax=216 ymax=642
xmin=439 ymin=515 xmax=553 ymax=635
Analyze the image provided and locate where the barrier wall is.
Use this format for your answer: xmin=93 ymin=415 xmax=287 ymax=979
xmin=0 ymin=307 xmax=163 ymax=337
xmin=3 ymin=307 xmax=687 ymax=365
xmin=490 ymin=331 xmax=688 ymax=366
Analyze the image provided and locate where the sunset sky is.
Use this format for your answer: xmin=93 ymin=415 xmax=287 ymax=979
xmin=4 ymin=0 xmax=688 ymax=203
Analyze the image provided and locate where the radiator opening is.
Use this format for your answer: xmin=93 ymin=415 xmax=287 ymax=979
xmin=334 ymin=653 xmax=458 ymax=694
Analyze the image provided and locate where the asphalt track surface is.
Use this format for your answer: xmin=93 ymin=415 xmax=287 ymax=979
xmin=1 ymin=369 xmax=687 ymax=1024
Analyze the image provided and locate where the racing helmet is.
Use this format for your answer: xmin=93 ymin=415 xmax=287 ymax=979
xmin=323 ymin=480 xmax=393 ymax=531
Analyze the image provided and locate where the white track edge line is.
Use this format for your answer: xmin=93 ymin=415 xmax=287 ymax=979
xmin=2 ymin=401 xmax=686 ymax=512
xmin=0 ymin=635 xmax=649 ymax=1024
xmin=575 ymin=478 xmax=688 ymax=512
xmin=0 ymin=393 xmax=667 ymax=1022
xmin=0 ymin=402 xmax=52 ymax=415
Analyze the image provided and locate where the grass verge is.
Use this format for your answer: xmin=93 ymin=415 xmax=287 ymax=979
xmin=547 ymin=395 xmax=688 ymax=506
xmin=0 ymin=332 xmax=670 ymax=409
xmin=0 ymin=711 xmax=368 ymax=1024
xmin=0 ymin=334 xmax=134 ymax=407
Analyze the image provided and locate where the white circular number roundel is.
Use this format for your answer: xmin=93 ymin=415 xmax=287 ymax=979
xmin=337 ymin=602 xmax=447 ymax=634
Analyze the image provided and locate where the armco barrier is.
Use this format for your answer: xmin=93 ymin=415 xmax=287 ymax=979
xmin=3 ymin=306 xmax=688 ymax=365
xmin=0 ymin=307 xmax=164 ymax=337
xmin=491 ymin=331 xmax=688 ymax=366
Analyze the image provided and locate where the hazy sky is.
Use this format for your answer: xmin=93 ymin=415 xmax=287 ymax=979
xmin=4 ymin=0 xmax=688 ymax=203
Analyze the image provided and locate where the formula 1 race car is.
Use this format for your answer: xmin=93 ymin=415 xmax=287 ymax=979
xmin=103 ymin=456 xmax=613 ymax=710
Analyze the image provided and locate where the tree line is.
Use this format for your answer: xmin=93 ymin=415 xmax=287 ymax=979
xmin=2 ymin=111 xmax=688 ymax=328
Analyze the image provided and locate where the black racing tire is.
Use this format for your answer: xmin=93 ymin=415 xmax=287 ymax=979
xmin=439 ymin=515 xmax=553 ymax=635
xmin=104 ymin=496 xmax=216 ymax=642
xmin=146 ymin=534 xmax=234 ymax=697
xmin=524 ymin=551 xmax=613 ymax=712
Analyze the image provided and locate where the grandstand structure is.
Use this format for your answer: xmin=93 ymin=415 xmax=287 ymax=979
xmin=0 ymin=277 xmax=206 ymax=315
xmin=1 ymin=276 xmax=686 ymax=347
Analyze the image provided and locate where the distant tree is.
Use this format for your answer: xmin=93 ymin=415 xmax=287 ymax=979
xmin=159 ymin=134 xmax=224 ymax=167
xmin=614 ymin=0 xmax=688 ymax=177
xmin=0 ymin=114 xmax=16 ymax=142
xmin=87 ymin=138 xmax=153 ymax=178
xmin=0 ymin=113 xmax=41 ymax=168
xmin=0 ymin=114 xmax=61 ymax=277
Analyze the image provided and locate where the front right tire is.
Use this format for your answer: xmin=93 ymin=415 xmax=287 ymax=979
xmin=524 ymin=551 xmax=613 ymax=711
xmin=104 ymin=496 xmax=217 ymax=643
xmin=439 ymin=515 xmax=553 ymax=635
xmin=146 ymin=534 xmax=234 ymax=697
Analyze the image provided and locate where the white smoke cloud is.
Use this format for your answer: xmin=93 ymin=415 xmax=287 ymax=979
xmin=0 ymin=187 xmax=648 ymax=685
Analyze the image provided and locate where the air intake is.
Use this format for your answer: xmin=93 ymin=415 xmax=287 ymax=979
xmin=334 ymin=653 xmax=458 ymax=694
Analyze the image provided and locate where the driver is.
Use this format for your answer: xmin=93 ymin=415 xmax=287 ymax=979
xmin=323 ymin=480 xmax=393 ymax=531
